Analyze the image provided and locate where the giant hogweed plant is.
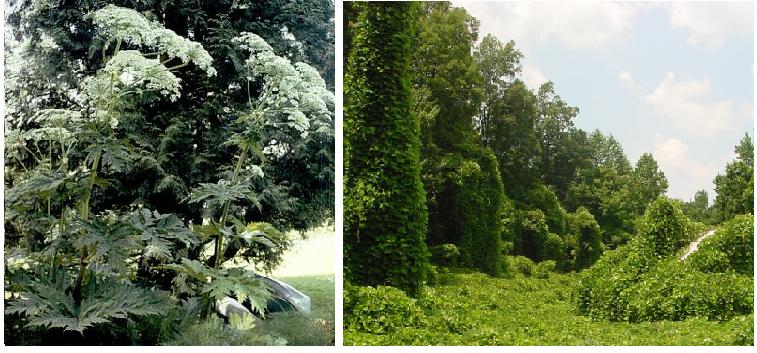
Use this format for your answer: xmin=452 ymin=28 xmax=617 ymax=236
xmin=4 ymin=5 xmax=330 ymax=338
xmin=183 ymin=31 xmax=334 ymax=272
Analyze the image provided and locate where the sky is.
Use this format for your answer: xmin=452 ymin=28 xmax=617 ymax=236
xmin=453 ymin=1 xmax=754 ymax=203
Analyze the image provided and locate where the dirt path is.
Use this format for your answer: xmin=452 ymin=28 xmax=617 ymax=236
xmin=679 ymin=229 xmax=716 ymax=261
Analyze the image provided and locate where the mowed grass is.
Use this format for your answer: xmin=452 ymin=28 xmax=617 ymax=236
xmin=252 ymin=226 xmax=336 ymax=345
xmin=166 ymin=226 xmax=336 ymax=346
xmin=345 ymin=271 xmax=754 ymax=346
xmin=257 ymin=274 xmax=335 ymax=345
xmin=277 ymin=275 xmax=336 ymax=322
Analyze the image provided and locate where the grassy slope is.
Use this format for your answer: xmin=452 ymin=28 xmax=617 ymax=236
xmin=345 ymin=271 xmax=753 ymax=346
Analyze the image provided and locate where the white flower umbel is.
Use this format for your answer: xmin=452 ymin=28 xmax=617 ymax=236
xmin=89 ymin=5 xmax=216 ymax=76
xmin=100 ymin=50 xmax=182 ymax=101
xmin=232 ymin=32 xmax=333 ymax=139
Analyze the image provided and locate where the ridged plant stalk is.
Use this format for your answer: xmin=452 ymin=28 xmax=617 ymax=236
xmin=214 ymin=145 xmax=248 ymax=268
xmin=212 ymin=89 xmax=267 ymax=268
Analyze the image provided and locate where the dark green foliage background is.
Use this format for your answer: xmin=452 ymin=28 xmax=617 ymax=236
xmin=4 ymin=1 xmax=335 ymax=345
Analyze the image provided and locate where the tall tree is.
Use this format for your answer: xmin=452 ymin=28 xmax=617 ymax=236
xmin=631 ymin=153 xmax=669 ymax=215
xmin=570 ymin=207 xmax=603 ymax=270
xmin=488 ymin=79 xmax=542 ymax=202
xmin=474 ymin=34 xmax=522 ymax=149
xmin=714 ymin=133 xmax=754 ymax=221
xmin=344 ymin=2 xmax=429 ymax=295
xmin=534 ymin=82 xmax=580 ymax=198
xmin=413 ymin=2 xmax=483 ymax=151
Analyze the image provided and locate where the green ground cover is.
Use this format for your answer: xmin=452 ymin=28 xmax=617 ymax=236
xmin=345 ymin=271 xmax=753 ymax=346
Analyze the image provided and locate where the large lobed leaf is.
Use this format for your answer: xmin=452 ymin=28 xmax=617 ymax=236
xmin=7 ymin=276 xmax=166 ymax=333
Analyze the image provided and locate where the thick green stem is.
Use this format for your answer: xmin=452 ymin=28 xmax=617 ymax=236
xmin=79 ymin=150 xmax=101 ymax=221
xmin=213 ymin=146 xmax=249 ymax=268
xmin=73 ymin=150 xmax=100 ymax=305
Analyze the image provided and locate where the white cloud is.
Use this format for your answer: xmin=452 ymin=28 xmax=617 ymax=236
xmin=668 ymin=2 xmax=753 ymax=49
xmin=619 ymin=71 xmax=734 ymax=137
xmin=454 ymin=1 xmax=642 ymax=49
xmin=618 ymin=70 xmax=641 ymax=94
xmin=521 ymin=63 xmax=547 ymax=90
xmin=653 ymin=134 xmax=718 ymax=201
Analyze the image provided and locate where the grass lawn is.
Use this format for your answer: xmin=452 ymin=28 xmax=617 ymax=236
xmin=166 ymin=226 xmax=335 ymax=346
xmin=345 ymin=271 xmax=754 ymax=346
xmin=257 ymin=274 xmax=335 ymax=345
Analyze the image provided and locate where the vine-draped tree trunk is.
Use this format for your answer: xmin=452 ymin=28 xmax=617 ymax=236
xmin=344 ymin=2 xmax=429 ymax=296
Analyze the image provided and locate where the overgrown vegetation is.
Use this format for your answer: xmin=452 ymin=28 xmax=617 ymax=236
xmin=343 ymin=1 xmax=430 ymax=295
xmin=343 ymin=1 xmax=753 ymax=346
xmin=576 ymin=200 xmax=753 ymax=322
xmin=5 ymin=1 xmax=334 ymax=346
xmin=345 ymin=271 xmax=753 ymax=345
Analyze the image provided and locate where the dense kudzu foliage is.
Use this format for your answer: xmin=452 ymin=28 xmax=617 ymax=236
xmin=687 ymin=214 xmax=754 ymax=275
xmin=636 ymin=197 xmax=693 ymax=258
xmin=345 ymin=271 xmax=753 ymax=346
xmin=343 ymin=283 xmax=427 ymax=335
xmin=576 ymin=197 xmax=754 ymax=322
xmin=344 ymin=2 xmax=678 ymax=298
xmin=5 ymin=3 xmax=333 ymax=345
xmin=343 ymin=1 xmax=752 ymax=345
xmin=343 ymin=1 xmax=429 ymax=295
xmin=428 ymin=144 xmax=507 ymax=276
xmin=626 ymin=259 xmax=753 ymax=322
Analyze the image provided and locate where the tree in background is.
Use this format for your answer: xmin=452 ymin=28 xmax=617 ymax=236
xmin=714 ymin=133 xmax=754 ymax=221
xmin=413 ymin=2 xmax=483 ymax=151
xmin=682 ymin=190 xmax=716 ymax=225
xmin=534 ymin=82 xmax=581 ymax=200
xmin=565 ymin=131 xmax=637 ymax=248
xmin=474 ymin=34 xmax=523 ymax=149
xmin=344 ymin=1 xmax=429 ymax=295
xmin=630 ymin=153 xmax=669 ymax=215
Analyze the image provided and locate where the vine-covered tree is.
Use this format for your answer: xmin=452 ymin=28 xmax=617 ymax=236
xmin=429 ymin=144 xmax=507 ymax=276
xmin=344 ymin=1 xmax=429 ymax=295
xmin=570 ymin=207 xmax=603 ymax=270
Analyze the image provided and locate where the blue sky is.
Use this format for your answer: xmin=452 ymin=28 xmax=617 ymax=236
xmin=454 ymin=1 xmax=754 ymax=202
